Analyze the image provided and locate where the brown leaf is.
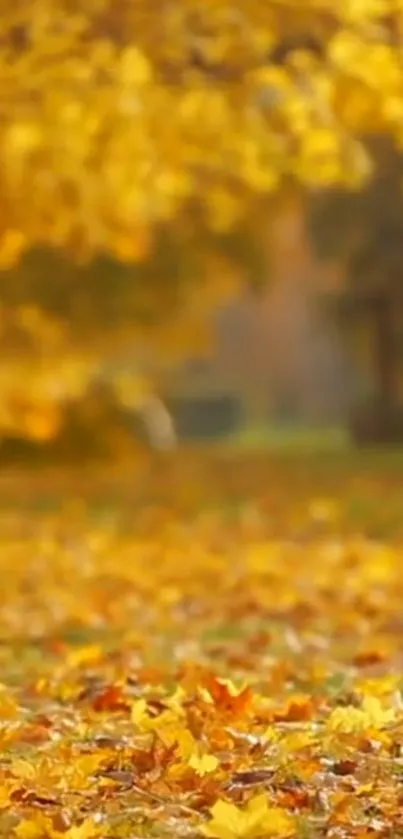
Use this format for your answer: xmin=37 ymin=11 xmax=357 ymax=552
xmin=228 ymin=769 xmax=276 ymax=788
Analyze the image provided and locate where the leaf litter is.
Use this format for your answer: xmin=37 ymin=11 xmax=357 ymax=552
xmin=0 ymin=454 xmax=403 ymax=838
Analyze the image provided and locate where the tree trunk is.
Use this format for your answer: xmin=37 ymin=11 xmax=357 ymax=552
xmin=349 ymin=295 xmax=403 ymax=444
xmin=372 ymin=297 xmax=398 ymax=405
xmin=140 ymin=395 xmax=177 ymax=450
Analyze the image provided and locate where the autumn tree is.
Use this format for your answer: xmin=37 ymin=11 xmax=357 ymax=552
xmin=1 ymin=0 xmax=403 ymax=448
xmin=308 ymin=138 xmax=403 ymax=442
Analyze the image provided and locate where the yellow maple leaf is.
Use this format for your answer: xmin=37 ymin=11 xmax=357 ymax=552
xmin=201 ymin=794 xmax=295 ymax=839
xmin=158 ymin=723 xmax=196 ymax=759
xmin=198 ymin=687 xmax=215 ymax=705
xmin=0 ymin=684 xmax=19 ymax=718
xmin=131 ymin=697 xmax=150 ymax=728
xmin=357 ymin=675 xmax=401 ymax=699
xmin=0 ymin=784 xmax=14 ymax=810
xmin=216 ymin=678 xmax=249 ymax=697
xmin=64 ymin=821 xmax=99 ymax=839
xmin=16 ymin=815 xmax=99 ymax=839
xmin=70 ymin=753 xmax=106 ymax=780
xmin=65 ymin=645 xmax=102 ymax=669
xmin=280 ymin=730 xmax=316 ymax=753
xmin=263 ymin=725 xmax=280 ymax=744
xmin=188 ymin=752 xmax=219 ymax=777
xmin=131 ymin=698 xmax=196 ymax=756
xmin=132 ymin=700 xmax=183 ymax=732
xmin=327 ymin=695 xmax=396 ymax=734
xmin=14 ymin=821 xmax=42 ymax=839
xmin=165 ymin=685 xmax=187 ymax=711
xmin=11 ymin=759 xmax=36 ymax=780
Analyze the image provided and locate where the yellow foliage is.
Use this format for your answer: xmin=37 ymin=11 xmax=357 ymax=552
xmin=1 ymin=456 xmax=403 ymax=837
xmin=0 ymin=784 xmax=15 ymax=809
xmin=112 ymin=372 xmax=153 ymax=410
xmin=170 ymin=727 xmax=197 ymax=759
xmin=0 ymin=0 xmax=401 ymax=258
xmin=201 ymin=794 xmax=295 ymax=839
xmin=0 ymin=229 xmax=26 ymax=269
xmin=15 ymin=817 xmax=99 ymax=839
xmin=188 ymin=752 xmax=219 ymax=776
xmin=0 ymin=0 xmax=402 ymax=435
xmin=356 ymin=675 xmax=401 ymax=699
xmin=327 ymin=695 xmax=396 ymax=734
xmin=69 ymin=753 xmax=106 ymax=784
xmin=131 ymin=697 xmax=193 ymax=757
xmin=131 ymin=697 xmax=152 ymax=729
xmin=0 ymin=684 xmax=19 ymax=718
xmin=65 ymin=644 xmax=103 ymax=669
xmin=11 ymin=758 xmax=36 ymax=780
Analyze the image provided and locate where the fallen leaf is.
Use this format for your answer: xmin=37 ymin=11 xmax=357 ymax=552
xmin=201 ymin=794 xmax=295 ymax=839
xmin=189 ymin=752 xmax=219 ymax=776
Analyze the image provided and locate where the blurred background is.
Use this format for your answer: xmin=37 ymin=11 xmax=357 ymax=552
xmin=1 ymin=5 xmax=403 ymax=463
xmin=1 ymin=164 xmax=400 ymax=463
xmin=1 ymin=145 xmax=403 ymax=462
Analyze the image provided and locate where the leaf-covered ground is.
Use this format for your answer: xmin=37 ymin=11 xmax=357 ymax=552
xmin=1 ymin=451 xmax=403 ymax=839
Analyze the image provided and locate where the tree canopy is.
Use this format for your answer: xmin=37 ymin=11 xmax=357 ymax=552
xmin=2 ymin=0 xmax=403 ymax=265
xmin=1 ymin=0 xmax=403 ymax=447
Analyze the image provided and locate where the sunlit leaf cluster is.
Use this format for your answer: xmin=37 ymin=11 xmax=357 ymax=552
xmin=1 ymin=0 xmax=403 ymax=261
xmin=0 ymin=235 xmax=239 ymax=441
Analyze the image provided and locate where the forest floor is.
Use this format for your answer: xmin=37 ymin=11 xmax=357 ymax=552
xmin=1 ymin=448 xmax=403 ymax=839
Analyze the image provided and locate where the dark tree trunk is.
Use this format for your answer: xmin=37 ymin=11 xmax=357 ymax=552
xmin=349 ymin=295 xmax=403 ymax=444
xmin=372 ymin=297 xmax=398 ymax=406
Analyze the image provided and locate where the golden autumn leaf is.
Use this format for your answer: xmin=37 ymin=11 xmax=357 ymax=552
xmin=70 ymin=752 xmax=106 ymax=781
xmin=15 ymin=816 xmax=99 ymax=839
xmin=279 ymin=730 xmax=316 ymax=754
xmin=132 ymin=700 xmax=183 ymax=731
xmin=65 ymin=644 xmax=102 ymax=669
xmin=0 ymin=684 xmax=19 ymax=718
xmin=327 ymin=695 xmax=396 ymax=734
xmin=201 ymin=675 xmax=253 ymax=716
xmin=14 ymin=822 xmax=42 ymax=839
xmin=131 ymin=697 xmax=151 ymax=728
xmin=164 ymin=685 xmax=187 ymax=711
xmin=0 ymin=229 xmax=26 ymax=268
xmin=188 ymin=752 xmax=219 ymax=776
xmin=158 ymin=723 xmax=196 ymax=758
xmin=343 ymin=0 xmax=387 ymax=22
xmin=201 ymin=794 xmax=295 ymax=839
xmin=0 ymin=784 xmax=14 ymax=810
xmin=131 ymin=696 xmax=195 ymax=756
xmin=356 ymin=675 xmax=401 ymax=699
xmin=11 ymin=758 xmax=36 ymax=780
